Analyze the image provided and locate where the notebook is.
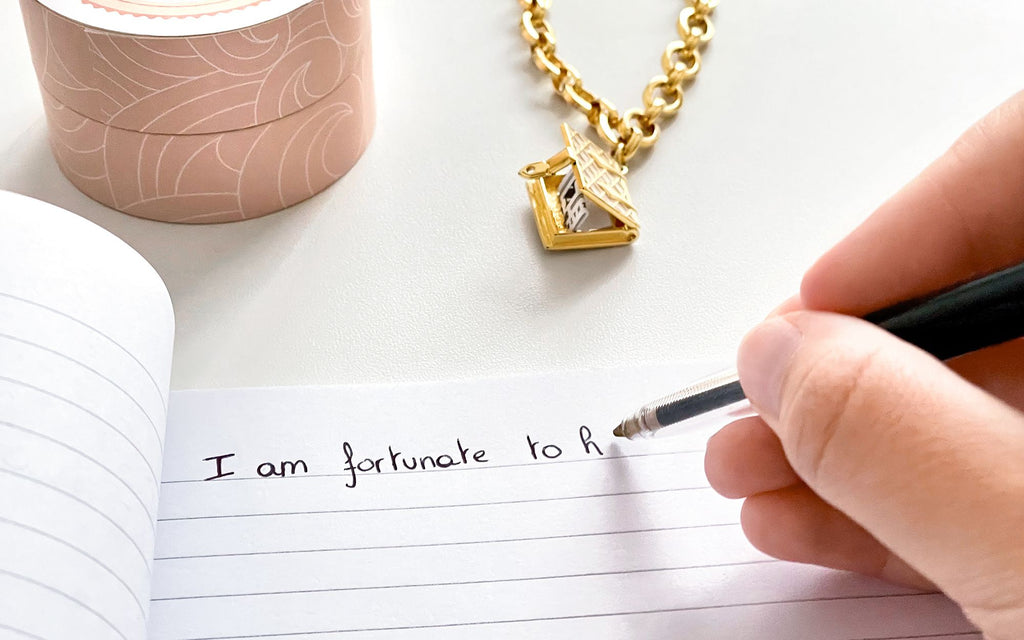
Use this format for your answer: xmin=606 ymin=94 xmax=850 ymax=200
xmin=0 ymin=191 xmax=980 ymax=639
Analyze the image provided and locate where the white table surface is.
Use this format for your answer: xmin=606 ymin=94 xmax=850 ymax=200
xmin=1 ymin=1 xmax=1021 ymax=391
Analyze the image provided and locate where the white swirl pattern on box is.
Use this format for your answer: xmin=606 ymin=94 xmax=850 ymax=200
xmin=20 ymin=0 xmax=374 ymax=223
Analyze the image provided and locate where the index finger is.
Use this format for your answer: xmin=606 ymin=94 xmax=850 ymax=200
xmin=801 ymin=90 xmax=1024 ymax=316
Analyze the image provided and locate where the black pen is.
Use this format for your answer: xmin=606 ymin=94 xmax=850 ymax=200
xmin=613 ymin=260 xmax=1024 ymax=439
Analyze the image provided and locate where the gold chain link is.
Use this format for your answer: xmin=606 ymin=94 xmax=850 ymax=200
xmin=519 ymin=0 xmax=717 ymax=166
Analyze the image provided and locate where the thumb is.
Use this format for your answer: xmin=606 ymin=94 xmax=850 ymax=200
xmin=738 ymin=311 xmax=1024 ymax=634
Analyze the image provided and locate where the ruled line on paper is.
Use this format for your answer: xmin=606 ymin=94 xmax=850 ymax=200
xmin=0 ymin=568 xmax=131 ymax=640
xmin=0 ymin=468 xmax=153 ymax=570
xmin=0 ymin=516 xmax=146 ymax=616
xmin=151 ymin=559 xmax=783 ymax=602
xmin=160 ymin=449 xmax=706 ymax=485
xmin=0 ymin=292 xmax=167 ymax=412
xmin=156 ymin=486 xmax=714 ymax=522
xmin=0 ymin=420 xmax=155 ymax=523
xmin=872 ymin=630 xmax=983 ymax=634
xmin=0 ymin=333 xmax=163 ymax=447
xmin=0 ymin=622 xmax=47 ymax=640
xmin=0 ymin=376 xmax=160 ymax=485
xmin=154 ymin=523 xmax=741 ymax=561
xmin=175 ymin=592 xmax=956 ymax=640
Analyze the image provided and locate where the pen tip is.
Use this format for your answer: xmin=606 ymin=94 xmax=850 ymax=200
xmin=612 ymin=424 xmax=624 ymax=438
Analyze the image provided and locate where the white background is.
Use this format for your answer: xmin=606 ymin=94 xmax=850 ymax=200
xmin=1 ymin=1 xmax=1022 ymax=391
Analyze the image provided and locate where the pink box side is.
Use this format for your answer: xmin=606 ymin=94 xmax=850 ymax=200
xmin=20 ymin=0 xmax=370 ymax=135
xmin=43 ymin=52 xmax=375 ymax=224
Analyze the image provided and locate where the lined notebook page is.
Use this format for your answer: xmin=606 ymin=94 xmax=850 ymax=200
xmin=153 ymin=367 xmax=978 ymax=640
xmin=0 ymin=193 xmax=174 ymax=640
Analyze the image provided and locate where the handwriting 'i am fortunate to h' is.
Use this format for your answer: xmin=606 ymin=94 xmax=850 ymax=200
xmin=202 ymin=426 xmax=605 ymax=489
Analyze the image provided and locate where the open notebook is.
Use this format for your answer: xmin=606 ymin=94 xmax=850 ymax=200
xmin=0 ymin=192 xmax=980 ymax=639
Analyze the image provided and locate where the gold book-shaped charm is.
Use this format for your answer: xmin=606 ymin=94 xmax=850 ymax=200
xmin=519 ymin=124 xmax=640 ymax=250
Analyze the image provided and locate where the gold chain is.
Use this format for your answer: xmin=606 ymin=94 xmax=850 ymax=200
xmin=519 ymin=0 xmax=717 ymax=166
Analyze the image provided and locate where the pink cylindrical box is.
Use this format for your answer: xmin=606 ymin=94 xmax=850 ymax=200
xmin=19 ymin=0 xmax=374 ymax=223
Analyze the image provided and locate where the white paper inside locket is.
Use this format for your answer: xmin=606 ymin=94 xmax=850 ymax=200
xmin=34 ymin=0 xmax=314 ymax=37
xmin=557 ymin=171 xmax=609 ymax=232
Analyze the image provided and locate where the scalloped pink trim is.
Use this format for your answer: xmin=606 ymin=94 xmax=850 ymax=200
xmin=78 ymin=0 xmax=276 ymax=20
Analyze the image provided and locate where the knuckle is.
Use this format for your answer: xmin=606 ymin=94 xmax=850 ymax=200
xmin=950 ymin=90 xmax=1024 ymax=166
xmin=990 ymin=89 xmax=1024 ymax=133
xmin=931 ymin=94 xmax=1024 ymax=276
xmin=781 ymin=343 xmax=886 ymax=485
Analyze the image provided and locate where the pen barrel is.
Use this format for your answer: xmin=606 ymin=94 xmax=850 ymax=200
xmin=865 ymin=262 xmax=1024 ymax=361
xmin=616 ymin=262 xmax=1024 ymax=439
xmin=655 ymin=378 xmax=747 ymax=426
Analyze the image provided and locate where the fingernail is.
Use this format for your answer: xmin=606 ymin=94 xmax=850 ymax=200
xmin=737 ymin=317 xmax=803 ymax=420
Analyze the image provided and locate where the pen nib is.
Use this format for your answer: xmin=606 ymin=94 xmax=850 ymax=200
xmin=612 ymin=424 xmax=625 ymax=438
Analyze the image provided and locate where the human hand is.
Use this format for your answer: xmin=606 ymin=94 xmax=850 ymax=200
xmin=704 ymin=91 xmax=1024 ymax=639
